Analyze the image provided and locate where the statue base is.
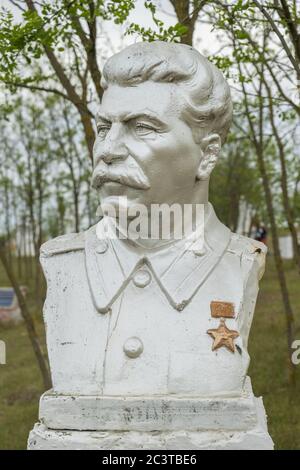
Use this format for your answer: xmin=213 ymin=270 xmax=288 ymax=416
xmin=28 ymin=378 xmax=273 ymax=450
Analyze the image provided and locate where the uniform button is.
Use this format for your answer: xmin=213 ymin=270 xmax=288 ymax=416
xmin=133 ymin=269 xmax=151 ymax=288
xmin=194 ymin=246 xmax=206 ymax=256
xmin=96 ymin=240 xmax=108 ymax=254
xmin=123 ymin=337 xmax=143 ymax=358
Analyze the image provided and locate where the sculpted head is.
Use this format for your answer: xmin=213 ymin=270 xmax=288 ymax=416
xmin=92 ymin=41 xmax=232 ymax=212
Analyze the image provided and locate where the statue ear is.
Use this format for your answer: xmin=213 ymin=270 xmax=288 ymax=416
xmin=196 ymin=134 xmax=221 ymax=181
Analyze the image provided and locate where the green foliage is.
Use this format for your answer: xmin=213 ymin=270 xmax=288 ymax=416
xmin=207 ymin=55 xmax=233 ymax=78
xmin=210 ymin=129 xmax=265 ymax=230
xmin=279 ymin=109 xmax=297 ymax=122
xmin=126 ymin=21 xmax=187 ymax=42
xmin=126 ymin=1 xmax=188 ymax=42
xmin=0 ymin=1 xmax=133 ymax=82
xmin=0 ymin=0 xmax=188 ymax=87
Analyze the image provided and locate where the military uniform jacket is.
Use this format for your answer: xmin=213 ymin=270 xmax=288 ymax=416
xmin=40 ymin=204 xmax=266 ymax=397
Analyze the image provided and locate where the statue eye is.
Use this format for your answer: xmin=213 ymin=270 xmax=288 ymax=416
xmin=135 ymin=122 xmax=156 ymax=135
xmin=97 ymin=124 xmax=111 ymax=138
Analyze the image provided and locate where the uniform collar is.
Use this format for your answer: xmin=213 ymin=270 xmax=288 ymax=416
xmin=85 ymin=203 xmax=231 ymax=313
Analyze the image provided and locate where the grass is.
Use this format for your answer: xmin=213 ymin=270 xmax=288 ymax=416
xmin=0 ymin=257 xmax=46 ymax=450
xmin=248 ymin=257 xmax=300 ymax=449
xmin=0 ymin=255 xmax=300 ymax=449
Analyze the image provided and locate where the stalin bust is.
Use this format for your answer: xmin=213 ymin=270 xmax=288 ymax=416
xmin=28 ymin=42 xmax=273 ymax=450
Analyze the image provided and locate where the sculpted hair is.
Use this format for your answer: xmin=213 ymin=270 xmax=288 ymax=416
xmin=101 ymin=42 xmax=232 ymax=144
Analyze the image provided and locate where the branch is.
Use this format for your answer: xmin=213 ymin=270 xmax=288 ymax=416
xmin=266 ymin=62 xmax=300 ymax=112
xmin=252 ymin=0 xmax=300 ymax=75
xmin=8 ymin=0 xmax=26 ymax=12
xmin=24 ymin=1 xmax=91 ymax=115
xmin=66 ymin=1 xmax=103 ymax=101
xmin=3 ymin=80 xmax=71 ymax=101
xmin=232 ymin=11 xmax=300 ymax=114
xmin=278 ymin=0 xmax=300 ymax=64
xmin=23 ymin=0 xmax=95 ymax=160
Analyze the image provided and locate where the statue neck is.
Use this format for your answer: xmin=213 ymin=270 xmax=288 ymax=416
xmin=100 ymin=179 xmax=210 ymax=250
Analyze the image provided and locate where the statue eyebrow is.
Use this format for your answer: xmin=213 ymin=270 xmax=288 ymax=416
xmin=96 ymin=110 xmax=167 ymax=128
xmin=122 ymin=112 xmax=167 ymax=127
xmin=96 ymin=113 xmax=111 ymax=123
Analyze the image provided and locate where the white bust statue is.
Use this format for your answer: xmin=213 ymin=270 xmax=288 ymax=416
xmin=28 ymin=42 xmax=273 ymax=450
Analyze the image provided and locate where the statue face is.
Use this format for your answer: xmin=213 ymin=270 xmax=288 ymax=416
xmin=92 ymin=81 xmax=202 ymax=212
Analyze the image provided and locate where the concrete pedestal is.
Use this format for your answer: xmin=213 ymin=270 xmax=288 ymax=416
xmin=28 ymin=378 xmax=273 ymax=450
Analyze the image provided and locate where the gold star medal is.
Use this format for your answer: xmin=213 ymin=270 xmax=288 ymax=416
xmin=207 ymin=318 xmax=239 ymax=353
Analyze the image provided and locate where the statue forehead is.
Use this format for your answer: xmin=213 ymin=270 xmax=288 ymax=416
xmin=99 ymin=82 xmax=180 ymax=120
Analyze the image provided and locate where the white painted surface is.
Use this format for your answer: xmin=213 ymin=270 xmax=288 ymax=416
xmin=28 ymin=395 xmax=273 ymax=450
xmin=279 ymin=235 xmax=294 ymax=259
xmin=28 ymin=42 xmax=273 ymax=449
xmin=37 ymin=207 xmax=264 ymax=397
xmin=38 ymin=377 xmax=257 ymax=432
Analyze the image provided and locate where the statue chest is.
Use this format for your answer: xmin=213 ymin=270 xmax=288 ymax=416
xmin=101 ymin=263 xmax=249 ymax=396
xmin=44 ymin=251 xmax=255 ymax=396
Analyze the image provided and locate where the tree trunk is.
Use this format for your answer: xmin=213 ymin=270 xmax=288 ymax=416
xmin=0 ymin=242 xmax=52 ymax=390
xmin=265 ymin=82 xmax=300 ymax=272
xmin=235 ymin=41 xmax=297 ymax=385
xmin=170 ymin=0 xmax=207 ymax=46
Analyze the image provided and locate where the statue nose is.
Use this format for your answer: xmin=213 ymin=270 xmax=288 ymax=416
xmin=102 ymin=150 xmax=127 ymax=165
xmin=101 ymin=124 xmax=129 ymax=164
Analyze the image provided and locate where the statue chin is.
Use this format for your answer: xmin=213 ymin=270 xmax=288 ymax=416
xmin=97 ymin=194 xmax=145 ymax=222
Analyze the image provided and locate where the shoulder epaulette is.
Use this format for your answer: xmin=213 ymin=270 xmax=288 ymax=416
xmin=227 ymin=233 xmax=268 ymax=257
xmin=40 ymin=231 xmax=85 ymax=257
